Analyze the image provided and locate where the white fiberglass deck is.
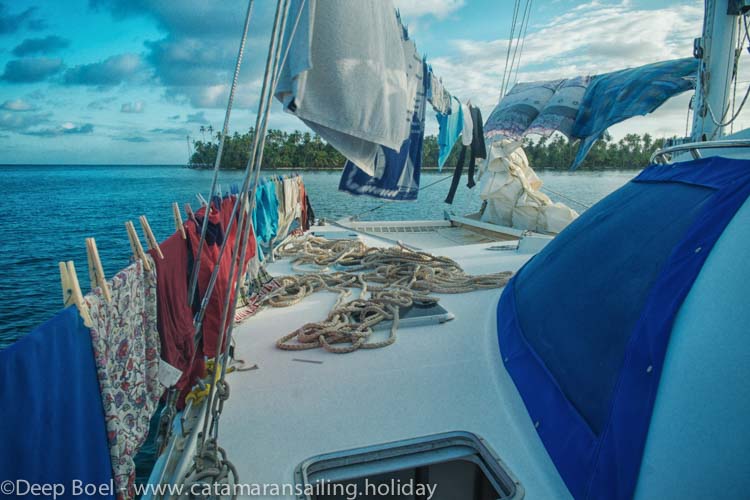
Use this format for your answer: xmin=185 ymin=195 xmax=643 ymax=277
xmin=216 ymin=224 xmax=570 ymax=498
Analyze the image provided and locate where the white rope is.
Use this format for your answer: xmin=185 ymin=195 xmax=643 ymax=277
xmin=266 ymin=236 xmax=514 ymax=354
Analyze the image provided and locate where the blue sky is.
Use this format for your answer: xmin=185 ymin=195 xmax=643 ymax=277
xmin=0 ymin=0 xmax=736 ymax=164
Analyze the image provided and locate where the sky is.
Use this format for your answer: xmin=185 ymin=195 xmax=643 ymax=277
xmin=0 ymin=0 xmax=745 ymax=164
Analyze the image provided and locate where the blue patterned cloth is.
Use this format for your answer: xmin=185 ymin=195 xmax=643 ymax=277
xmin=571 ymin=58 xmax=698 ymax=169
xmin=339 ymin=60 xmax=428 ymax=200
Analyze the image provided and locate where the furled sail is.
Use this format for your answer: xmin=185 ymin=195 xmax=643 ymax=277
xmin=484 ymin=58 xmax=698 ymax=169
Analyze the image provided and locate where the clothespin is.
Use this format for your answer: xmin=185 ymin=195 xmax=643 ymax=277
xmin=184 ymin=203 xmax=196 ymax=222
xmin=196 ymin=193 xmax=208 ymax=207
xmin=172 ymin=202 xmax=186 ymax=239
xmin=125 ymin=221 xmax=152 ymax=272
xmin=59 ymin=260 xmax=93 ymax=326
xmin=85 ymin=237 xmax=112 ymax=302
xmin=139 ymin=215 xmax=164 ymax=259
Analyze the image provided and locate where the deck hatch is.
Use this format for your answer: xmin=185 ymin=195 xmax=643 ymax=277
xmin=295 ymin=431 xmax=522 ymax=499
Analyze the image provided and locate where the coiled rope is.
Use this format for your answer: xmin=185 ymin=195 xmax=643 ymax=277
xmin=265 ymin=235 xmax=514 ymax=353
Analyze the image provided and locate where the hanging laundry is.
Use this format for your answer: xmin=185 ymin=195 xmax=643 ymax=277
xmin=84 ymin=258 xmax=164 ymax=500
xmin=338 ymin=48 xmax=427 ymax=201
xmin=187 ymin=196 xmax=256 ymax=359
xmin=467 ymin=105 xmax=487 ymax=187
xmin=526 ymin=75 xmax=591 ymax=138
xmin=437 ymin=96 xmax=464 ymax=170
xmin=444 ymin=103 xmax=487 ymax=204
xmin=460 ymin=100 xmax=474 ymax=146
xmin=252 ymin=180 xmax=280 ymax=250
xmin=304 ymin=193 xmax=315 ymax=228
xmin=571 ymin=58 xmax=697 ymax=169
xmin=427 ymin=68 xmax=451 ymax=115
xmin=299 ymin=180 xmax=309 ymax=231
xmin=484 ymin=79 xmax=565 ymax=142
xmin=0 ymin=306 xmax=114 ymax=499
xmin=275 ymin=0 xmax=411 ymax=175
xmin=149 ymin=232 xmax=195 ymax=390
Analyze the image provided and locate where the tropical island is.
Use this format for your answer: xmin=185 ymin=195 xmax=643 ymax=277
xmin=189 ymin=129 xmax=670 ymax=171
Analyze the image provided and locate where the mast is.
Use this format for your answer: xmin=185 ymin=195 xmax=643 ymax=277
xmin=691 ymin=0 xmax=742 ymax=141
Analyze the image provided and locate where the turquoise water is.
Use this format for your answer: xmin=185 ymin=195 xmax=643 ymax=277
xmin=0 ymin=165 xmax=635 ymax=346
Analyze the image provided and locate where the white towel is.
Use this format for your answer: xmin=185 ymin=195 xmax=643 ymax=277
xmin=275 ymin=0 xmax=410 ymax=176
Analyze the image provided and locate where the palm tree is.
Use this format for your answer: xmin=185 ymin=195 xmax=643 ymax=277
xmin=199 ymin=125 xmax=206 ymax=142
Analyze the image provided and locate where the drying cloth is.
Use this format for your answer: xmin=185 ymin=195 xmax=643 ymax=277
xmin=427 ymin=68 xmax=451 ymax=114
xmin=188 ymin=196 xmax=256 ymax=359
xmin=571 ymin=58 xmax=697 ymax=169
xmin=484 ymin=79 xmax=564 ymax=141
xmin=461 ymin=101 xmax=473 ymax=146
xmin=149 ymin=232 xmax=195 ymax=390
xmin=0 ymin=306 xmax=114 ymax=499
xmin=252 ymin=181 xmax=279 ymax=245
xmin=467 ymin=105 xmax=486 ymax=187
xmin=338 ymin=49 xmax=427 ymax=200
xmin=526 ymin=75 xmax=591 ymax=138
xmin=437 ymin=96 xmax=464 ymax=170
xmin=275 ymin=0 xmax=410 ymax=175
xmin=84 ymin=259 xmax=164 ymax=500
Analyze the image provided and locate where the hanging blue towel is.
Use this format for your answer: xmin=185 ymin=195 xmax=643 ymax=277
xmin=570 ymin=58 xmax=697 ymax=169
xmin=436 ymin=96 xmax=463 ymax=170
xmin=339 ymin=60 xmax=428 ymax=201
xmin=0 ymin=306 xmax=114 ymax=499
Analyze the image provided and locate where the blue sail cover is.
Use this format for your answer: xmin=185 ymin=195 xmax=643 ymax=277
xmin=0 ymin=306 xmax=114 ymax=498
xmin=570 ymin=57 xmax=698 ymax=169
xmin=497 ymin=157 xmax=750 ymax=499
xmin=339 ymin=60 xmax=428 ymax=200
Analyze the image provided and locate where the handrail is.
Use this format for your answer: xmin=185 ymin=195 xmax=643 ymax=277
xmin=650 ymin=139 xmax=750 ymax=164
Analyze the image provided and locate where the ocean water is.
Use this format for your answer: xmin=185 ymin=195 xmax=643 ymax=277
xmin=0 ymin=164 xmax=636 ymax=347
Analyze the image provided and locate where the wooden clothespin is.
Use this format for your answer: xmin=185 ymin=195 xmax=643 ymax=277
xmin=139 ymin=215 xmax=164 ymax=259
xmin=85 ymin=237 xmax=111 ymax=302
xmin=172 ymin=202 xmax=186 ymax=239
xmin=59 ymin=260 xmax=93 ymax=326
xmin=125 ymin=220 xmax=152 ymax=272
xmin=184 ymin=203 xmax=196 ymax=222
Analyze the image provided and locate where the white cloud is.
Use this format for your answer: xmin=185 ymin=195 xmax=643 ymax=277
xmin=393 ymin=0 xmax=465 ymax=19
xmin=120 ymin=100 xmax=144 ymax=113
xmin=0 ymin=98 xmax=35 ymax=111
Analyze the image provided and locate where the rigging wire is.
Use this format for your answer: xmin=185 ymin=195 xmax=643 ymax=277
xmin=509 ymin=0 xmax=533 ymax=89
xmin=500 ymin=0 xmax=521 ymax=99
xmin=187 ymin=0 xmax=256 ymax=306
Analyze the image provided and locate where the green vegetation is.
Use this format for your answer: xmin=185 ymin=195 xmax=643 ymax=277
xmin=189 ymin=129 xmax=669 ymax=171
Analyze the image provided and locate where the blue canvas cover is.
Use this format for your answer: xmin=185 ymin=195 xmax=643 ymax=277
xmin=497 ymin=157 xmax=750 ymax=499
xmin=338 ymin=60 xmax=428 ymax=200
xmin=570 ymin=58 xmax=698 ymax=169
xmin=0 ymin=306 xmax=114 ymax=499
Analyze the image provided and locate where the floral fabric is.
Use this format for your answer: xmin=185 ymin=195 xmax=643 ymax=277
xmin=84 ymin=257 xmax=164 ymax=500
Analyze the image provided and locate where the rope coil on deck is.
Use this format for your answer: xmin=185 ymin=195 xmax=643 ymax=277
xmin=266 ymin=235 xmax=513 ymax=353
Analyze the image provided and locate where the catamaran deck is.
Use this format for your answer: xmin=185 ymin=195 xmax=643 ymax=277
xmin=215 ymin=222 xmax=569 ymax=498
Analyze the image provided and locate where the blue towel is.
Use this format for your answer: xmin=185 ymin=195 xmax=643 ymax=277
xmin=338 ymin=60 xmax=428 ymax=201
xmin=436 ymin=97 xmax=463 ymax=170
xmin=571 ymin=58 xmax=697 ymax=169
xmin=0 ymin=306 xmax=114 ymax=499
